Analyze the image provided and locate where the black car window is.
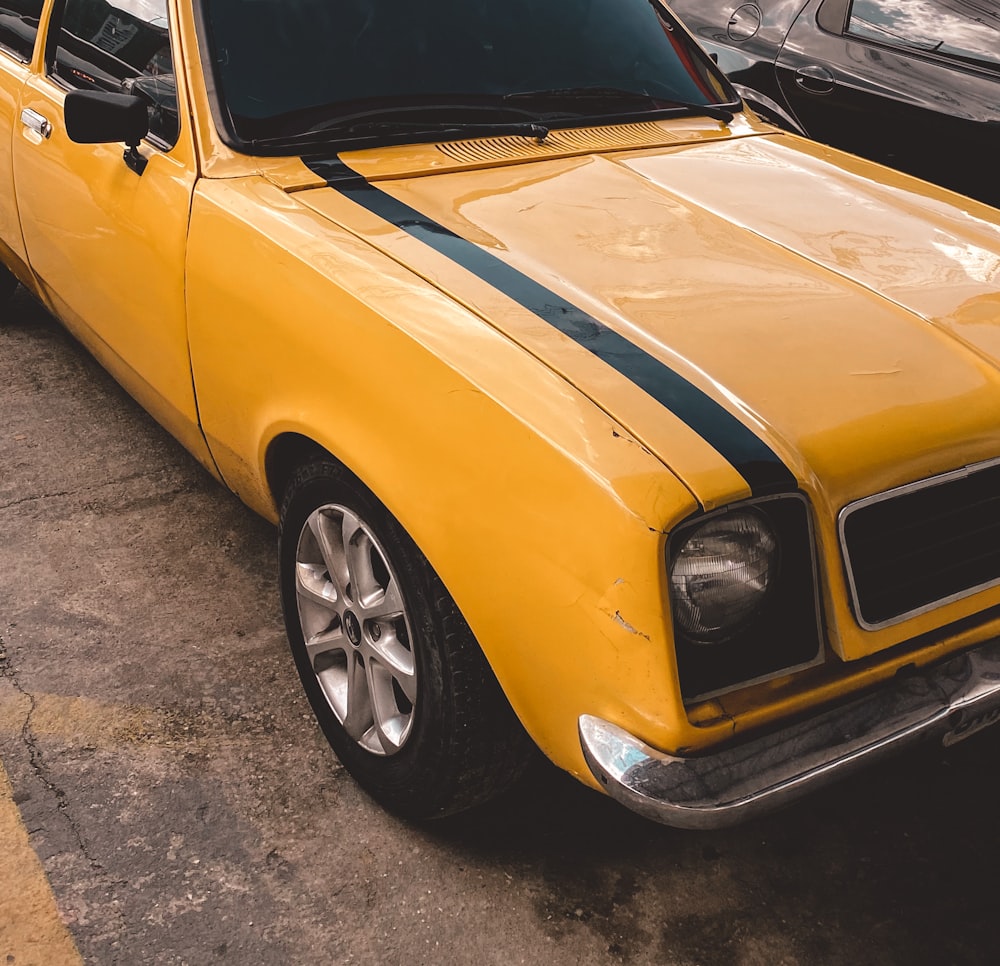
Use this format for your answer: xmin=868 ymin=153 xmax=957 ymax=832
xmin=201 ymin=0 xmax=732 ymax=149
xmin=0 ymin=0 xmax=44 ymax=62
xmin=846 ymin=0 xmax=1000 ymax=72
xmin=50 ymin=0 xmax=179 ymax=146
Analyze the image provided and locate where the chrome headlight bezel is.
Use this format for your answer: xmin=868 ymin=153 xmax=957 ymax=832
xmin=667 ymin=493 xmax=825 ymax=702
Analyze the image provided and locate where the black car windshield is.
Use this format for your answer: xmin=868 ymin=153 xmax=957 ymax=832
xmin=201 ymin=0 xmax=734 ymax=151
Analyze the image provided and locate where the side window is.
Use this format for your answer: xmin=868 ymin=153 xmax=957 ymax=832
xmin=51 ymin=0 xmax=179 ymax=146
xmin=0 ymin=0 xmax=44 ymax=62
xmin=846 ymin=0 xmax=1000 ymax=72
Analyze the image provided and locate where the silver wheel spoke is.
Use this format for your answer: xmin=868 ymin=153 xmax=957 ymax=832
xmin=342 ymin=511 xmax=381 ymax=607
xmin=366 ymin=633 xmax=416 ymax=696
xmin=342 ymin=653 xmax=375 ymax=743
xmin=360 ymin=578 xmax=404 ymax=622
xmin=295 ymin=562 xmax=338 ymax=609
xmin=368 ymin=660 xmax=411 ymax=753
xmin=394 ymin=660 xmax=418 ymax=705
xmin=304 ymin=628 xmax=346 ymax=666
xmin=308 ymin=511 xmax=348 ymax=600
xmin=295 ymin=564 xmax=340 ymax=644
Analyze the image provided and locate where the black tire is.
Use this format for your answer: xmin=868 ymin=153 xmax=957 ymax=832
xmin=279 ymin=458 xmax=532 ymax=819
xmin=0 ymin=265 xmax=18 ymax=310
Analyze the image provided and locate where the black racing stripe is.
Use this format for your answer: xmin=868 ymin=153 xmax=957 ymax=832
xmin=306 ymin=157 xmax=797 ymax=497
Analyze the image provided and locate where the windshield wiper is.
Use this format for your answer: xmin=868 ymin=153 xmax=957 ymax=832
xmin=252 ymin=118 xmax=551 ymax=150
xmin=248 ymin=100 xmax=558 ymax=149
xmin=346 ymin=118 xmax=550 ymax=140
xmin=664 ymin=99 xmax=736 ymax=123
xmin=308 ymin=101 xmax=551 ymax=135
xmin=504 ymin=87 xmax=737 ymax=123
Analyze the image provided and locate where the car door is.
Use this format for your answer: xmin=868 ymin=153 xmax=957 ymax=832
xmin=774 ymin=0 xmax=1000 ymax=204
xmin=0 ymin=1 xmax=44 ymax=272
xmin=11 ymin=0 xmax=215 ymax=465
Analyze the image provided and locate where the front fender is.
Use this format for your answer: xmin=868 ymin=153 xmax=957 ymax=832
xmin=184 ymin=175 xmax=719 ymax=783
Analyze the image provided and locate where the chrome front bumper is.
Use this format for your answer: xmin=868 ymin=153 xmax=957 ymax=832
xmin=579 ymin=638 xmax=1000 ymax=830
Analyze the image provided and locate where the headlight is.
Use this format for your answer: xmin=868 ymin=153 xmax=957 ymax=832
xmin=668 ymin=496 xmax=822 ymax=702
xmin=669 ymin=509 xmax=777 ymax=644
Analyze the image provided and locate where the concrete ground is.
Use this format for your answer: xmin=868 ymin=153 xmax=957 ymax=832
xmin=2 ymin=287 xmax=999 ymax=966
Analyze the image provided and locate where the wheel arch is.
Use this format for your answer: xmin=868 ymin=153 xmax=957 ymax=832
xmin=264 ymin=431 xmax=330 ymax=514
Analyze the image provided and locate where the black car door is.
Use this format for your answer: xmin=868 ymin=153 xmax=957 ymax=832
xmin=774 ymin=0 xmax=1000 ymax=206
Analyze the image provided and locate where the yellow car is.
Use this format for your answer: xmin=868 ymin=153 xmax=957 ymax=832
xmin=3 ymin=0 xmax=1000 ymax=828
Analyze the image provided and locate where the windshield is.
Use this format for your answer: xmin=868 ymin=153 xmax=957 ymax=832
xmin=201 ymin=0 xmax=734 ymax=151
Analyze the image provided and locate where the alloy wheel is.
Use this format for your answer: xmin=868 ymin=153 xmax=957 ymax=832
xmin=294 ymin=504 xmax=417 ymax=755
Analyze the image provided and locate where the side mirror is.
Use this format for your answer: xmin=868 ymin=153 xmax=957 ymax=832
xmin=64 ymin=90 xmax=150 ymax=175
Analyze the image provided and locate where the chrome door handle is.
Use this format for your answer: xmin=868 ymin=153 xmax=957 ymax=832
xmin=794 ymin=65 xmax=835 ymax=95
xmin=21 ymin=108 xmax=53 ymax=139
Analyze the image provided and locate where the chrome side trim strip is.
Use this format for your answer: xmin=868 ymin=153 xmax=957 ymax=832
xmin=580 ymin=637 xmax=1000 ymax=829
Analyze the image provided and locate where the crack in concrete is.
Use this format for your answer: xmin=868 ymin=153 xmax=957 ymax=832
xmin=0 ymin=470 xmax=199 ymax=513
xmin=0 ymin=488 xmax=80 ymax=511
xmin=2 ymin=634 xmax=85 ymax=849
xmin=0 ymin=632 xmax=127 ymax=947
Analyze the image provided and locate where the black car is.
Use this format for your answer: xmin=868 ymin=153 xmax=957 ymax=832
xmin=670 ymin=0 xmax=999 ymax=207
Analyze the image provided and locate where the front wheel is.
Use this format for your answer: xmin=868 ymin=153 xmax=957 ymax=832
xmin=279 ymin=459 xmax=531 ymax=818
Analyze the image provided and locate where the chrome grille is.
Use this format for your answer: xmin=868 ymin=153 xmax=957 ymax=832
xmin=839 ymin=459 xmax=1000 ymax=629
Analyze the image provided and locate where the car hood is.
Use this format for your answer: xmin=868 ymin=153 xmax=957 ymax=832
xmin=295 ymin=130 xmax=1000 ymax=519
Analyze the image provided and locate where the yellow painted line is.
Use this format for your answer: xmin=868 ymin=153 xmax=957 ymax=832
xmin=0 ymin=692 xmax=162 ymax=747
xmin=0 ymin=761 xmax=83 ymax=966
xmin=0 ymin=691 xmax=274 ymax=749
